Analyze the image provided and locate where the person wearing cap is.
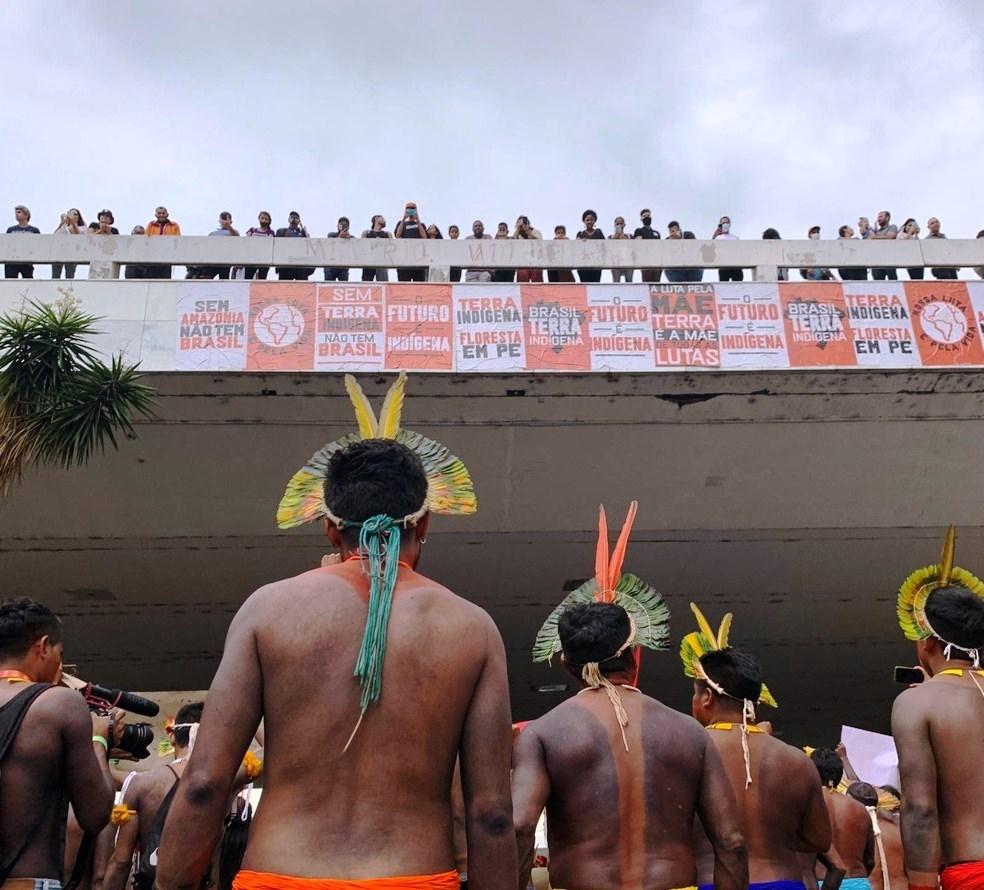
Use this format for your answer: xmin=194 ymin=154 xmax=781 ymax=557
xmin=891 ymin=527 xmax=984 ymax=890
xmin=275 ymin=211 xmax=313 ymax=281
xmin=5 ymin=205 xmax=41 ymax=279
xmin=393 ymin=202 xmax=429 ymax=282
xmin=682 ymin=604 xmax=830 ymax=890
xmin=513 ymin=503 xmax=747 ymax=890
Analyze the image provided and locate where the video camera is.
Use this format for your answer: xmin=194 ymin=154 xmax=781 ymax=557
xmin=63 ymin=674 xmax=160 ymax=760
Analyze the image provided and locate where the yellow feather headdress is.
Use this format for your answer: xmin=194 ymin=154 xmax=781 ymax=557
xmin=897 ymin=526 xmax=984 ymax=643
xmin=680 ymin=603 xmax=778 ymax=708
xmin=276 ymin=371 xmax=477 ymax=529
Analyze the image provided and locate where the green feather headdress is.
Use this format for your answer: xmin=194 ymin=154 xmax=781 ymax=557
xmin=897 ymin=526 xmax=984 ymax=649
xmin=533 ymin=501 xmax=670 ymax=664
xmin=680 ymin=603 xmax=778 ymax=709
xmin=276 ymin=371 xmax=477 ymax=529
xmin=276 ymin=371 xmax=476 ymax=752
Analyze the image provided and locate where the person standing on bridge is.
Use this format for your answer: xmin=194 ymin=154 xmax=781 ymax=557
xmin=145 ymin=206 xmax=181 ymax=279
xmin=891 ymin=527 xmax=984 ymax=890
xmin=5 ymin=205 xmax=41 ymax=279
xmin=870 ymin=211 xmax=898 ymax=281
xmin=156 ymin=373 xmax=515 ymax=890
xmin=513 ymin=502 xmax=747 ymax=890
xmin=275 ymin=211 xmax=312 ymax=281
xmin=575 ymin=209 xmax=604 ymax=283
xmin=682 ymin=603 xmax=830 ymax=890
xmin=925 ymin=217 xmax=959 ymax=280
xmin=713 ymin=215 xmax=743 ymax=283
xmin=360 ymin=214 xmax=391 ymax=283
xmin=393 ymin=201 xmax=429 ymax=282
xmin=634 ymin=208 xmax=661 ymax=283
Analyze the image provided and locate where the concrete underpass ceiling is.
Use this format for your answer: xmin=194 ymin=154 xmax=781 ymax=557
xmin=3 ymin=370 xmax=984 ymax=747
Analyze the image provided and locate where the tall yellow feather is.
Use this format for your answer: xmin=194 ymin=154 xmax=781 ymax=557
xmin=344 ymin=375 xmax=378 ymax=439
xmin=940 ymin=525 xmax=956 ymax=587
xmin=378 ymin=371 xmax=407 ymax=440
xmin=690 ymin=603 xmax=718 ymax=647
xmin=717 ymin=612 xmax=733 ymax=649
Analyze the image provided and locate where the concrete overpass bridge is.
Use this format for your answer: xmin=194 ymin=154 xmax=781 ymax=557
xmin=3 ymin=236 xmax=984 ymax=747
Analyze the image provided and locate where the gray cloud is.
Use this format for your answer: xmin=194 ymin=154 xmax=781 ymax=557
xmin=2 ymin=1 xmax=982 ymax=249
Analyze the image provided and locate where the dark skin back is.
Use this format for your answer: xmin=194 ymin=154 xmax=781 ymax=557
xmin=870 ymin=811 xmax=907 ymax=890
xmin=693 ymin=727 xmax=830 ymax=884
xmin=0 ymin=682 xmax=113 ymax=881
xmin=822 ymin=790 xmax=874 ymax=879
xmin=892 ymin=647 xmax=984 ymax=882
xmin=102 ymin=758 xmax=186 ymax=890
xmin=512 ymin=675 xmax=747 ymax=890
xmin=156 ymin=547 xmax=516 ymax=890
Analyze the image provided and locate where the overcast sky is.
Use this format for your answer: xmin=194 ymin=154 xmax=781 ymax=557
xmin=4 ymin=2 xmax=983 ymax=243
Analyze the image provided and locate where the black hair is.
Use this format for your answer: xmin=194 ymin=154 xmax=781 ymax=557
xmin=977 ymin=230 xmax=984 ymax=239
xmin=88 ymin=222 xmax=100 ymax=231
xmin=98 ymin=209 xmax=115 ymax=225
xmin=698 ymin=648 xmax=763 ymax=702
xmin=67 ymin=208 xmax=86 ymax=227
xmin=559 ymin=602 xmax=634 ymax=674
xmin=172 ymin=701 xmax=204 ymax=748
xmin=925 ymin=585 xmax=984 ymax=652
xmin=324 ymin=439 xmax=428 ymax=548
xmin=683 ymin=231 xmax=696 ymax=239
xmin=847 ymin=781 xmax=878 ymax=808
xmin=838 ymin=225 xmax=851 ymax=238
xmin=880 ymin=783 xmax=901 ymax=800
xmin=0 ymin=598 xmax=62 ymax=661
xmin=762 ymin=228 xmax=781 ymax=239
xmin=220 ymin=211 xmax=232 ymax=220
xmin=810 ymin=747 xmax=844 ymax=788
xmin=808 ymin=225 xmax=821 ymax=236
xmin=428 ymin=225 xmax=444 ymax=239
xmin=581 ymin=209 xmax=597 ymax=222
xmin=667 ymin=220 xmax=680 ymax=230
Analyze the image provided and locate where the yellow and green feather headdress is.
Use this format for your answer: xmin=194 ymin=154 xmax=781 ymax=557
xmin=277 ymin=371 xmax=477 ymax=529
xmin=897 ymin=525 xmax=984 ymax=643
xmin=532 ymin=501 xmax=670 ymax=663
xmin=680 ymin=603 xmax=778 ymax=709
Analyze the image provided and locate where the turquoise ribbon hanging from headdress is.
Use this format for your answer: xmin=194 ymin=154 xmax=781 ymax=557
xmin=341 ymin=512 xmax=409 ymax=752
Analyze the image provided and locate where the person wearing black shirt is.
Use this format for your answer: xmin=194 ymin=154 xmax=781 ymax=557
xmin=394 ymin=201 xmax=429 ymax=281
xmin=633 ymin=208 xmax=662 ymax=283
xmin=275 ymin=211 xmax=313 ymax=280
xmin=576 ymin=209 xmax=604 ymax=283
xmin=5 ymin=205 xmax=41 ymax=279
xmin=361 ymin=215 xmax=391 ymax=282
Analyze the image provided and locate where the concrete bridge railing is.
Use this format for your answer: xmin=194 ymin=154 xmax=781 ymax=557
xmin=1 ymin=234 xmax=982 ymax=281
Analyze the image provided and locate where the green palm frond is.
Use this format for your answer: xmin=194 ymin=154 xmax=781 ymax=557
xmin=0 ymin=302 xmax=157 ymax=493
xmin=40 ymin=355 xmax=156 ymax=468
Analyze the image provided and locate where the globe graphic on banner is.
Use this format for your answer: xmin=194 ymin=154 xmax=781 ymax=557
xmin=254 ymin=304 xmax=305 ymax=347
xmin=921 ymin=302 xmax=967 ymax=345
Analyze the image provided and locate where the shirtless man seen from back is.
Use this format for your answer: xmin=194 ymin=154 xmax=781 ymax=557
xmin=811 ymin=750 xmax=874 ymax=889
xmin=689 ymin=647 xmax=831 ymax=890
xmin=156 ymin=439 xmax=515 ymax=890
xmin=891 ymin=576 xmax=984 ymax=890
xmin=0 ymin=598 xmax=114 ymax=888
xmin=513 ymin=602 xmax=747 ymax=890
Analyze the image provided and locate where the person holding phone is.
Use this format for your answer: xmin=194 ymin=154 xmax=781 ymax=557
xmin=513 ymin=215 xmax=542 ymax=283
xmin=324 ymin=216 xmax=353 ymax=282
xmin=360 ymin=214 xmax=391 ymax=282
xmin=393 ymin=201 xmax=429 ymax=282
xmin=52 ymin=208 xmax=85 ymax=279
xmin=713 ymin=215 xmax=743 ymax=282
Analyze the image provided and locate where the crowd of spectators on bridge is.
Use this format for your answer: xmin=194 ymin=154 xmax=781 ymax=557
xmin=5 ymin=202 xmax=984 ymax=284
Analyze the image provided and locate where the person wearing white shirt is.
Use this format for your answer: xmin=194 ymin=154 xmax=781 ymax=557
xmin=713 ymin=215 xmax=742 ymax=282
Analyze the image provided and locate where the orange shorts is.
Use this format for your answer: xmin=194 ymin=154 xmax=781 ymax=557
xmin=234 ymin=869 xmax=460 ymax=890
